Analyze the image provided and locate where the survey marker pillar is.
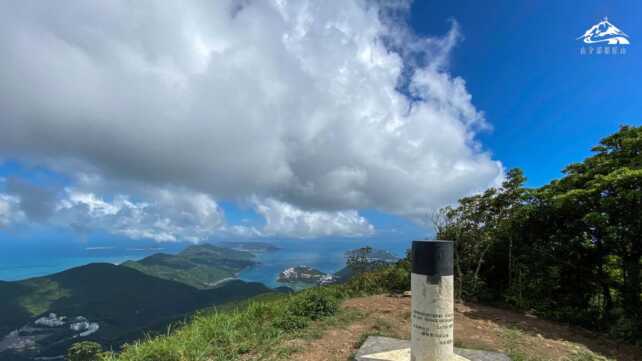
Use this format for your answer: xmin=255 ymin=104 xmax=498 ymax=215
xmin=411 ymin=240 xmax=467 ymax=361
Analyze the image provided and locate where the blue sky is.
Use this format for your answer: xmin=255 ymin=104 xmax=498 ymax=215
xmin=0 ymin=0 xmax=640 ymax=251
xmin=410 ymin=0 xmax=641 ymax=186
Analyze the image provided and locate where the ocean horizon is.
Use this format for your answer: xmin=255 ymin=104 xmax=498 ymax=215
xmin=0 ymin=239 xmax=411 ymax=284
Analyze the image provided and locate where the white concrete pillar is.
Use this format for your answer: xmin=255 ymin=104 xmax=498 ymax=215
xmin=411 ymin=240 xmax=467 ymax=361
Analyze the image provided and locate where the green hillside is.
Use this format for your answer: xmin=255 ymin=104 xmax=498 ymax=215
xmin=0 ymin=263 xmax=275 ymax=360
xmin=94 ymin=258 xmax=410 ymax=361
xmin=122 ymin=244 xmax=256 ymax=289
xmin=92 ymin=253 xmax=637 ymax=361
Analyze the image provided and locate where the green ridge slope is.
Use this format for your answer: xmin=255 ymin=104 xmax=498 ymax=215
xmin=0 ymin=263 xmax=274 ymax=360
xmin=122 ymin=244 xmax=256 ymax=289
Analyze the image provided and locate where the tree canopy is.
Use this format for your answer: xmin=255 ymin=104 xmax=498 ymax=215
xmin=436 ymin=125 xmax=641 ymax=342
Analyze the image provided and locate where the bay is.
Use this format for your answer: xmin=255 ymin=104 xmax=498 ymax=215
xmin=0 ymin=239 xmax=411 ymax=285
xmin=238 ymin=239 xmax=410 ymax=288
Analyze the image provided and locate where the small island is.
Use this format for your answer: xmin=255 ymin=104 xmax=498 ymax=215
xmin=277 ymin=266 xmax=335 ymax=288
xmin=276 ymin=247 xmax=399 ymax=289
xmin=344 ymin=247 xmax=398 ymax=263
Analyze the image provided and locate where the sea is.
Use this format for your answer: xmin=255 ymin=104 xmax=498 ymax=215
xmin=0 ymin=239 xmax=411 ymax=287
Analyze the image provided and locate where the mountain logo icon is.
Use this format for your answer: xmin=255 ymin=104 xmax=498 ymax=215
xmin=577 ymin=17 xmax=630 ymax=45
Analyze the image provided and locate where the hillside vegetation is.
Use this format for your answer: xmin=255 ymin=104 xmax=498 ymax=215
xmin=0 ymin=263 xmax=275 ymax=360
xmin=100 ymin=260 xmax=409 ymax=361
xmin=121 ymin=244 xmax=256 ymax=289
xmin=93 ymin=257 xmax=640 ymax=361
xmin=434 ymin=125 xmax=642 ymax=342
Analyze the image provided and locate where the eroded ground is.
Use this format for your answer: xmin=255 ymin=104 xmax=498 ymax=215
xmin=276 ymin=295 xmax=642 ymax=361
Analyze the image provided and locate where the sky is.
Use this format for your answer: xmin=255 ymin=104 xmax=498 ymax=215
xmin=0 ymin=0 xmax=640 ymax=249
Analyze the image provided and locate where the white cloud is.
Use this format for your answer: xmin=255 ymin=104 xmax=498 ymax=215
xmin=44 ymin=187 xmax=373 ymax=241
xmin=0 ymin=194 xmax=22 ymax=227
xmin=55 ymin=188 xmax=225 ymax=242
xmin=0 ymin=0 xmax=504 ymax=236
xmin=255 ymin=198 xmax=374 ymax=238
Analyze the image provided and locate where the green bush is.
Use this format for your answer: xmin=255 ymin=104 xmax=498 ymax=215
xmin=272 ymin=312 xmax=309 ymax=331
xmin=344 ymin=270 xmax=387 ymax=295
xmin=608 ymin=313 xmax=640 ymax=343
xmin=288 ymin=291 xmax=338 ymax=320
xmin=342 ymin=264 xmax=409 ymax=296
xmin=381 ymin=265 xmax=410 ymax=293
xmin=67 ymin=341 xmax=104 ymax=361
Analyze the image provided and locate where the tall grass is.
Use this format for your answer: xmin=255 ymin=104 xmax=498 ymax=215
xmin=101 ymin=264 xmax=408 ymax=361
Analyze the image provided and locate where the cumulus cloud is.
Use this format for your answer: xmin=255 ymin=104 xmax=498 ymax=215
xmin=255 ymin=198 xmax=374 ymax=238
xmin=0 ymin=0 xmax=503 ymax=238
xmin=0 ymin=194 xmax=22 ymax=227
xmin=48 ymin=187 xmax=374 ymax=240
xmin=0 ymin=174 xmax=374 ymax=240
xmin=5 ymin=177 xmax=57 ymax=222
xmin=55 ymin=188 xmax=225 ymax=242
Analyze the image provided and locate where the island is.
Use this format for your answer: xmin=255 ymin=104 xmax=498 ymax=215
xmin=122 ymin=244 xmax=257 ymax=289
xmin=344 ymin=247 xmax=398 ymax=263
xmin=275 ymin=247 xmax=400 ymax=289
xmin=277 ymin=266 xmax=335 ymax=289
xmin=333 ymin=247 xmax=400 ymax=283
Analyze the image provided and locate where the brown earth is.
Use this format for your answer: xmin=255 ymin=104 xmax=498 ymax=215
xmin=281 ymin=295 xmax=642 ymax=361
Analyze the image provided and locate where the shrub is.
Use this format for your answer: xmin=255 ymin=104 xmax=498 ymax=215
xmin=608 ymin=313 xmax=640 ymax=343
xmin=344 ymin=270 xmax=387 ymax=295
xmin=67 ymin=341 xmax=104 ymax=361
xmin=343 ymin=264 xmax=409 ymax=296
xmin=272 ymin=312 xmax=308 ymax=331
xmin=288 ymin=291 xmax=338 ymax=320
xmin=381 ymin=265 xmax=410 ymax=294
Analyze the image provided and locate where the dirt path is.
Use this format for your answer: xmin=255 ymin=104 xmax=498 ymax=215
xmin=282 ymin=295 xmax=642 ymax=361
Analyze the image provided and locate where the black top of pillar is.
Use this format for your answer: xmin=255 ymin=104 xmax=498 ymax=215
xmin=411 ymin=240 xmax=453 ymax=276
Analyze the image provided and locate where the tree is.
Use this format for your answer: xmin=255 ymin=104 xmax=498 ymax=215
xmin=434 ymin=125 xmax=641 ymax=340
xmin=552 ymin=125 xmax=641 ymax=336
xmin=436 ymin=168 xmax=527 ymax=299
xmin=66 ymin=341 xmax=103 ymax=361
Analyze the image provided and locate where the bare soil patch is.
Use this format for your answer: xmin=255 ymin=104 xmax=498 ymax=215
xmin=280 ymin=295 xmax=642 ymax=361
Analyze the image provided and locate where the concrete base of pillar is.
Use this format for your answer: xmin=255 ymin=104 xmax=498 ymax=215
xmin=354 ymin=336 xmax=511 ymax=361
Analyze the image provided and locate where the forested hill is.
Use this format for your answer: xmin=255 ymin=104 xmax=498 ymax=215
xmin=121 ymin=244 xmax=256 ymax=289
xmin=0 ymin=263 xmax=275 ymax=360
xmin=436 ymin=125 xmax=642 ymax=342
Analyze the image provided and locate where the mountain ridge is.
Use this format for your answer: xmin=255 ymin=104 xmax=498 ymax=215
xmin=0 ymin=261 xmax=277 ymax=360
xmin=121 ymin=244 xmax=256 ymax=289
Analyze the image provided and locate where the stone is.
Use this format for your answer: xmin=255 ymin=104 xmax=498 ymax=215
xmin=411 ymin=240 xmax=458 ymax=361
xmin=360 ymin=240 xmax=510 ymax=361
xmin=355 ymin=336 xmax=511 ymax=361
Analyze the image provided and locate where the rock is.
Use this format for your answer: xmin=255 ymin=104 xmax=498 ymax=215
xmin=354 ymin=336 xmax=511 ymax=361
